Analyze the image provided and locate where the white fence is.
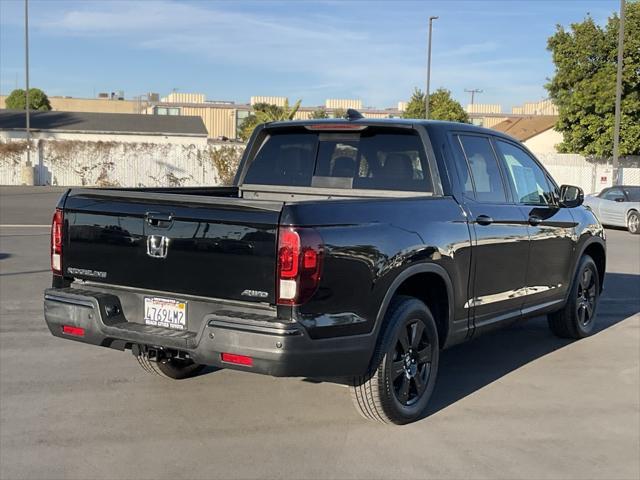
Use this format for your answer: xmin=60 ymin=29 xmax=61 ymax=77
xmin=1 ymin=140 xmax=638 ymax=193
xmin=537 ymin=153 xmax=639 ymax=194
xmin=0 ymin=139 xmax=244 ymax=187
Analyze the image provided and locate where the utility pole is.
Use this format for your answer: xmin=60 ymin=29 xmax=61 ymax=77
xmin=426 ymin=16 xmax=438 ymax=119
xmin=612 ymin=0 xmax=625 ymax=186
xmin=464 ymin=88 xmax=483 ymax=105
xmin=24 ymin=0 xmax=31 ymax=177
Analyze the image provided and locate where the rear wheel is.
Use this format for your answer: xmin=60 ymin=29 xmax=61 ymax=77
xmin=350 ymin=296 xmax=439 ymax=425
xmin=154 ymin=358 xmax=205 ymax=379
xmin=136 ymin=351 xmax=205 ymax=379
xmin=548 ymin=255 xmax=600 ymax=339
xmin=627 ymin=211 xmax=639 ymax=234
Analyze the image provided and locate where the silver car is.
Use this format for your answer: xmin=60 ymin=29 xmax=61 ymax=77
xmin=584 ymin=185 xmax=640 ymax=234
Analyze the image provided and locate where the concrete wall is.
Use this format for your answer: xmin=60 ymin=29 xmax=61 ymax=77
xmin=0 ymin=139 xmax=244 ymax=187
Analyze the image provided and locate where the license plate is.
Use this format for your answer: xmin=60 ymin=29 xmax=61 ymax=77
xmin=144 ymin=297 xmax=187 ymax=330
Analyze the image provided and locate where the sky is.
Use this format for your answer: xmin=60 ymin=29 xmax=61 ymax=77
xmin=0 ymin=0 xmax=620 ymax=111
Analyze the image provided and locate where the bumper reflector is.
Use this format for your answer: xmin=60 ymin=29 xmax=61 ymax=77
xmin=62 ymin=325 xmax=85 ymax=337
xmin=221 ymin=352 xmax=253 ymax=366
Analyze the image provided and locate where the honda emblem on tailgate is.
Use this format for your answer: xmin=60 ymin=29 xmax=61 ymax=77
xmin=147 ymin=235 xmax=169 ymax=259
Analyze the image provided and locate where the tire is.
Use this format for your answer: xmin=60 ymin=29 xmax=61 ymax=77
xmin=548 ymin=255 xmax=600 ymax=339
xmin=137 ymin=354 xmax=205 ymax=380
xmin=350 ymin=296 xmax=439 ymax=425
xmin=627 ymin=211 xmax=640 ymax=235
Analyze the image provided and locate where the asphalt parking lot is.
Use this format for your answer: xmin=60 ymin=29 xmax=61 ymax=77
xmin=0 ymin=186 xmax=638 ymax=480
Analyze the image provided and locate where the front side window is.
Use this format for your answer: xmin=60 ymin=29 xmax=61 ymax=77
xmin=494 ymin=140 xmax=553 ymax=205
xmin=457 ymin=135 xmax=507 ymax=203
xmin=602 ymin=188 xmax=625 ymax=201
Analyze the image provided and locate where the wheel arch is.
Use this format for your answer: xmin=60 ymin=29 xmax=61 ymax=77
xmin=374 ymin=263 xmax=454 ymax=350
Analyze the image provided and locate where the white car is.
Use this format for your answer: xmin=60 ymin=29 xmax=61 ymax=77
xmin=584 ymin=185 xmax=640 ymax=234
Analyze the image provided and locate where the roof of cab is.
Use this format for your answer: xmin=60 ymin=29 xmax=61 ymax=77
xmin=265 ymin=117 xmax=516 ymax=141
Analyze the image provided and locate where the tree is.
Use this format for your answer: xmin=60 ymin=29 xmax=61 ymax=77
xmin=401 ymin=87 xmax=469 ymax=123
xmin=238 ymin=99 xmax=302 ymax=141
xmin=5 ymin=88 xmax=52 ymax=111
xmin=310 ymin=107 xmax=329 ymax=119
xmin=332 ymin=108 xmax=346 ymax=119
xmin=546 ymin=2 xmax=640 ymax=157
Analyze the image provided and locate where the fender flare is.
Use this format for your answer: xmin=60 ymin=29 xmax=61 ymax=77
xmin=372 ymin=263 xmax=455 ymax=346
xmin=569 ymin=235 xmax=606 ymax=296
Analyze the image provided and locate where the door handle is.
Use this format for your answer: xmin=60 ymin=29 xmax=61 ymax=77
xmin=475 ymin=215 xmax=494 ymax=226
xmin=146 ymin=211 xmax=173 ymax=227
xmin=528 ymin=215 xmax=543 ymax=226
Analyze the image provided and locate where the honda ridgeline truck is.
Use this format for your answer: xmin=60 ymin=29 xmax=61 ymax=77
xmin=44 ymin=113 xmax=606 ymax=424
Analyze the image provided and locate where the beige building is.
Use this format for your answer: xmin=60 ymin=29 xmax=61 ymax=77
xmin=1 ymin=90 xmax=561 ymax=142
xmin=250 ymin=96 xmax=288 ymax=106
xmin=0 ymin=95 xmax=139 ymax=114
xmin=465 ymin=103 xmax=502 ymax=114
xmin=325 ymin=98 xmax=362 ymax=110
xmin=512 ymin=98 xmax=558 ymax=116
xmin=491 ymin=116 xmax=561 ymax=155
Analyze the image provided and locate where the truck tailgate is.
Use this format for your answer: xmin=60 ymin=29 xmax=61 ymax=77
xmin=62 ymin=189 xmax=282 ymax=303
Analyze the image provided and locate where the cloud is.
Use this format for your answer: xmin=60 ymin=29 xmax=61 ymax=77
xmin=16 ymin=0 xmax=555 ymax=108
xmin=439 ymin=42 xmax=499 ymax=57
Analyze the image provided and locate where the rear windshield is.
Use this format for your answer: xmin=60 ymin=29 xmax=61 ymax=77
xmin=242 ymin=127 xmax=433 ymax=192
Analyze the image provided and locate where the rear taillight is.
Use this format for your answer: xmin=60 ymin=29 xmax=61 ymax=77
xmin=277 ymin=227 xmax=323 ymax=305
xmin=51 ymin=208 xmax=63 ymax=274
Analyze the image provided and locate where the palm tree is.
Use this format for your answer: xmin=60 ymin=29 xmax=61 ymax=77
xmin=239 ymin=99 xmax=302 ymax=141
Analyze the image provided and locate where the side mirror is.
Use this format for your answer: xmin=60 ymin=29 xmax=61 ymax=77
xmin=559 ymin=184 xmax=584 ymax=208
xmin=614 ymin=197 xmax=625 ymax=203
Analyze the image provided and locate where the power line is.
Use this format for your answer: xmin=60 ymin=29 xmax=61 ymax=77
xmin=464 ymin=89 xmax=483 ymax=105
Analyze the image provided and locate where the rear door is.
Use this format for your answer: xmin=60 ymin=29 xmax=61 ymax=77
xmin=452 ymin=133 xmax=530 ymax=328
xmin=493 ymin=139 xmax=576 ymax=310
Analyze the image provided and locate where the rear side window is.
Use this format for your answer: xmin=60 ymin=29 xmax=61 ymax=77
xmin=243 ymin=128 xmax=432 ymax=192
xmin=457 ymin=135 xmax=507 ymax=203
xmin=243 ymin=133 xmax=317 ymax=186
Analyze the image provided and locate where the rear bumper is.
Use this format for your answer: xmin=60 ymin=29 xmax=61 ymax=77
xmin=43 ymin=288 xmax=373 ymax=377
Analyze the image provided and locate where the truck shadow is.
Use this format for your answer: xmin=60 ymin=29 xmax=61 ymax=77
xmin=425 ymin=271 xmax=639 ymax=417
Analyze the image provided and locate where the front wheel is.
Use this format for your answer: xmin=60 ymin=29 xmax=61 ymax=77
xmin=548 ymin=255 xmax=600 ymax=339
xmin=627 ymin=211 xmax=640 ymax=234
xmin=350 ymin=296 xmax=439 ymax=425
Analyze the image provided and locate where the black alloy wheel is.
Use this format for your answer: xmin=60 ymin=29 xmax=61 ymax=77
xmin=351 ymin=296 xmax=439 ymax=424
xmin=390 ymin=319 xmax=433 ymax=406
xmin=548 ymin=255 xmax=600 ymax=339
xmin=575 ymin=266 xmax=597 ymax=327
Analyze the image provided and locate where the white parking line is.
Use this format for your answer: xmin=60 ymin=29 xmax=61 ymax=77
xmin=0 ymin=225 xmax=50 ymax=228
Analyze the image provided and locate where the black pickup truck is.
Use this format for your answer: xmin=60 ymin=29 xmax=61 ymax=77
xmin=44 ymin=115 xmax=606 ymax=424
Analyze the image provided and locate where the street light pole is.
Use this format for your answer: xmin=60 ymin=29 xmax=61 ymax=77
xmin=612 ymin=0 xmax=625 ymax=185
xmin=426 ymin=16 xmax=438 ymax=120
xmin=24 ymin=0 xmax=31 ymax=174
